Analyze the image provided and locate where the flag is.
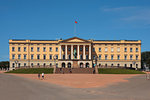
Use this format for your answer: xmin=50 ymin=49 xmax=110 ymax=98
xmin=75 ymin=21 xmax=77 ymax=24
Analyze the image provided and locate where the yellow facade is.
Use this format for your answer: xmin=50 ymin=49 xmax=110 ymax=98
xmin=9 ymin=37 xmax=141 ymax=70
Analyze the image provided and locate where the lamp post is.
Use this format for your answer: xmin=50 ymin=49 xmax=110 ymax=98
xmin=53 ymin=55 xmax=57 ymax=74
xmin=94 ymin=56 xmax=98 ymax=74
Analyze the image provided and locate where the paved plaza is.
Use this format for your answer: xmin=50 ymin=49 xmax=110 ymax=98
xmin=0 ymin=72 xmax=150 ymax=100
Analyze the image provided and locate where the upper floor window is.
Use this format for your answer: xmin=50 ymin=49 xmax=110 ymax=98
xmin=136 ymin=55 xmax=138 ymax=60
xmin=18 ymin=47 xmax=21 ymax=52
xmin=37 ymin=54 xmax=40 ymax=59
xmin=56 ymin=47 xmax=58 ymax=52
xmin=130 ymin=55 xmax=133 ymax=60
xmin=43 ymin=47 xmax=46 ymax=52
xmin=43 ymin=54 xmax=46 ymax=60
xmin=86 ymin=55 xmax=89 ymax=60
xmin=24 ymin=54 xmax=27 ymax=60
xmin=37 ymin=47 xmax=40 ymax=52
xmin=12 ymin=54 xmax=15 ymax=59
xmin=93 ymin=48 xmax=95 ymax=52
xmin=31 ymin=47 xmax=33 ymax=52
xmin=68 ymin=55 xmax=71 ymax=59
xmin=99 ymin=55 xmax=101 ymax=60
xmin=111 ymin=48 xmax=114 ymax=52
xmin=105 ymin=55 xmax=108 ymax=60
xmin=55 ymin=55 xmax=58 ymax=59
xmin=136 ymin=48 xmax=138 ymax=52
xmin=80 ymin=55 xmax=83 ymax=59
xmin=49 ymin=47 xmax=52 ymax=52
xmin=105 ymin=48 xmax=108 ymax=52
xmin=93 ymin=55 xmax=95 ymax=60
xmin=49 ymin=55 xmax=52 ymax=60
xmin=124 ymin=48 xmax=127 ymax=52
xmin=12 ymin=47 xmax=15 ymax=51
xmin=68 ymin=47 xmax=71 ymax=51
xmin=111 ymin=55 xmax=114 ymax=60
xmin=31 ymin=54 xmax=34 ymax=60
xmin=117 ymin=48 xmax=120 ymax=52
xmin=63 ymin=55 xmax=65 ymax=60
xmin=18 ymin=54 xmax=21 ymax=59
xmin=80 ymin=47 xmax=83 ymax=51
xmin=117 ymin=55 xmax=120 ymax=60
xmin=130 ymin=48 xmax=133 ymax=52
xmin=124 ymin=55 xmax=127 ymax=60
xmin=86 ymin=47 xmax=88 ymax=51
xmin=62 ymin=47 xmax=65 ymax=51
xmin=99 ymin=48 xmax=101 ymax=52
xmin=24 ymin=47 xmax=26 ymax=52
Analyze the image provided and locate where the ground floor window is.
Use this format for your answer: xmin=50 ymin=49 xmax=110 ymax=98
xmin=130 ymin=64 xmax=132 ymax=68
xmin=62 ymin=63 xmax=65 ymax=68
xmin=117 ymin=64 xmax=120 ymax=67
xmin=12 ymin=63 xmax=15 ymax=68
xmin=125 ymin=64 xmax=127 ymax=67
xmin=68 ymin=63 xmax=71 ymax=68
xmin=50 ymin=63 xmax=52 ymax=67
xmin=111 ymin=64 xmax=113 ymax=67
xmin=31 ymin=63 xmax=33 ymax=67
xmin=86 ymin=63 xmax=89 ymax=68
xmin=136 ymin=64 xmax=138 ymax=68
xmin=18 ymin=63 xmax=21 ymax=67
xmin=24 ymin=63 xmax=26 ymax=67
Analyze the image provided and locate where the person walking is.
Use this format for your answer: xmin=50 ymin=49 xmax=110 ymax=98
xmin=38 ymin=73 xmax=40 ymax=79
xmin=42 ymin=72 xmax=44 ymax=80
xmin=145 ymin=67 xmax=150 ymax=80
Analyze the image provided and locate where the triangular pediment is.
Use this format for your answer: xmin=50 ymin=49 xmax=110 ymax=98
xmin=60 ymin=37 xmax=91 ymax=43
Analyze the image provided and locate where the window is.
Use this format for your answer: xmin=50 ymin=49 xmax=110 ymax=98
xmin=117 ymin=48 xmax=120 ymax=52
xmin=18 ymin=63 xmax=21 ymax=67
xmin=31 ymin=47 xmax=33 ymax=52
xmin=37 ymin=63 xmax=40 ymax=66
xmin=136 ymin=55 xmax=138 ymax=60
xmin=43 ymin=63 xmax=46 ymax=66
xmin=43 ymin=55 xmax=46 ymax=60
xmin=43 ymin=47 xmax=46 ymax=52
xmin=80 ymin=47 xmax=83 ymax=51
xmin=124 ymin=55 xmax=127 ymax=60
xmin=125 ymin=64 xmax=127 ymax=67
xmin=49 ymin=55 xmax=52 ymax=60
xmin=111 ymin=64 xmax=113 ymax=67
xmin=111 ymin=48 xmax=114 ymax=52
xmin=49 ymin=47 xmax=52 ymax=52
xmin=12 ymin=54 xmax=15 ymax=59
xmin=124 ymin=48 xmax=127 ymax=52
xmin=24 ymin=63 xmax=26 ymax=66
xmin=56 ymin=55 xmax=58 ymax=59
xmin=99 ymin=55 xmax=101 ymax=60
xmin=50 ymin=63 xmax=52 ymax=67
xmin=130 ymin=55 xmax=133 ymax=60
xmin=31 ymin=63 xmax=33 ymax=67
xmin=105 ymin=48 xmax=108 ymax=52
xmin=105 ymin=55 xmax=108 ymax=60
xmin=93 ymin=55 xmax=95 ymax=60
xmin=12 ymin=47 xmax=15 ymax=51
xmin=93 ymin=48 xmax=95 ymax=52
xmin=24 ymin=47 xmax=26 ymax=52
xmin=68 ymin=47 xmax=71 ymax=51
xmin=12 ymin=63 xmax=15 ymax=68
xmin=37 ymin=55 xmax=40 ymax=59
xmin=37 ymin=47 xmax=40 ymax=52
xmin=80 ymin=55 xmax=83 ymax=59
xmin=18 ymin=54 xmax=21 ymax=59
xmin=56 ymin=63 xmax=58 ymax=67
xmin=130 ymin=64 xmax=132 ymax=68
xmin=99 ymin=48 xmax=101 ymax=52
xmin=86 ymin=55 xmax=89 ymax=60
xmin=56 ymin=47 xmax=58 ymax=52
xmin=31 ymin=54 xmax=34 ymax=59
xmin=62 ymin=47 xmax=65 ymax=51
xmin=111 ymin=55 xmax=114 ymax=60
xmin=136 ymin=48 xmax=138 ymax=52
xmin=68 ymin=55 xmax=71 ymax=59
xmin=86 ymin=47 xmax=88 ymax=51
xmin=117 ymin=64 xmax=120 ymax=67
xmin=63 ymin=55 xmax=65 ymax=60
xmin=18 ymin=47 xmax=21 ymax=52
xmin=136 ymin=64 xmax=138 ymax=68
xmin=105 ymin=64 xmax=107 ymax=67
xmin=130 ymin=48 xmax=132 ymax=52
xmin=24 ymin=54 xmax=26 ymax=59
xmin=117 ymin=55 xmax=120 ymax=60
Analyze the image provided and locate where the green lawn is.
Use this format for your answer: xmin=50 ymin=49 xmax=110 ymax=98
xmin=98 ymin=68 xmax=145 ymax=74
xmin=6 ymin=68 xmax=53 ymax=74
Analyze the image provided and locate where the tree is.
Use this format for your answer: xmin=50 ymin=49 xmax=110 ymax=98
xmin=0 ymin=61 xmax=9 ymax=70
xmin=141 ymin=52 xmax=150 ymax=69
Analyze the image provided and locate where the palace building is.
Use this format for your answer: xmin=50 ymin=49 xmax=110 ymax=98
xmin=9 ymin=37 xmax=141 ymax=70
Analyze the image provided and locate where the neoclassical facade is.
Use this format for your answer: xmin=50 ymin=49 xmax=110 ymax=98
xmin=9 ymin=37 xmax=141 ymax=70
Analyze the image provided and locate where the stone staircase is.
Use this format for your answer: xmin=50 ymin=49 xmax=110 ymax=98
xmin=55 ymin=68 xmax=95 ymax=74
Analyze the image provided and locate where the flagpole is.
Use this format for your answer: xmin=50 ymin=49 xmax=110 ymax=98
xmin=74 ymin=23 xmax=76 ymax=36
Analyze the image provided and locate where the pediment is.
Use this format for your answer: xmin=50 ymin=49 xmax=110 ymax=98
xmin=60 ymin=37 xmax=91 ymax=43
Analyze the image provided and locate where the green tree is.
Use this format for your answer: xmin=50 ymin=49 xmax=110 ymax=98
xmin=0 ymin=61 xmax=9 ymax=70
xmin=141 ymin=52 xmax=150 ymax=69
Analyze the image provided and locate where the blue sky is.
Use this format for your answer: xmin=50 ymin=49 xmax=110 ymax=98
xmin=0 ymin=0 xmax=150 ymax=61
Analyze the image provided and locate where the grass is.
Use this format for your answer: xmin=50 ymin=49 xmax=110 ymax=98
xmin=98 ymin=68 xmax=145 ymax=74
xmin=5 ymin=68 xmax=54 ymax=74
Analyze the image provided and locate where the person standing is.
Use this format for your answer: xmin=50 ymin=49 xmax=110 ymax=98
xmin=42 ymin=72 xmax=44 ymax=80
xmin=38 ymin=73 xmax=40 ymax=79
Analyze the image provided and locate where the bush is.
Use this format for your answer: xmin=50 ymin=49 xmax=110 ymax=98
xmin=6 ymin=68 xmax=53 ymax=74
xmin=98 ymin=68 xmax=145 ymax=74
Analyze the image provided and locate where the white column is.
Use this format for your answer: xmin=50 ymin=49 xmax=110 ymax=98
xmin=71 ymin=45 xmax=73 ymax=59
xmin=83 ymin=45 xmax=85 ymax=59
xmin=89 ymin=45 xmax=91 ymax=60
xmin=65 ymin=45 xmax=67 ymax=59
xmin=77 ymin=45 xmax=79 ymax=59
xmin=59 ymin=45 xmax=62 ymax=59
